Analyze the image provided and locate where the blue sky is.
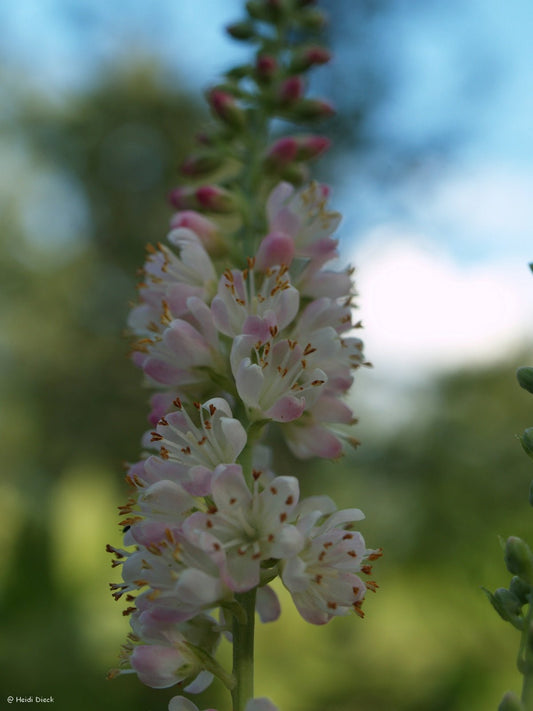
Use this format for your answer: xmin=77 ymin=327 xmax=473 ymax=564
xmin=1 ymin=0 xmax=532 ymax=380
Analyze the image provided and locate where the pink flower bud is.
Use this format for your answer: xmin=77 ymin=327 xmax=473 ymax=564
xmin=207 ymin=89 xmax=245 ymax=129
xmin=181 ymin=153 xmax=223 ymax=177
xmin=168 ymin=186 xmax=196 ymax=210
xmin=256 ymin=231 xmax=295 ymax=270
xmin=295 ymin=134 xmax=331 ymax=160
xmin=289 ymin=45 xmax=331 ymax=73
xmin=256 ymin=54 xmax=278 ymax=81
xmin=290 ymin=98 xmax=335 ymax=121
xmin=170 ymin=210 xmax=224 ymax=254
xmin=278 ymin=76 xmax=305 ymax=105
xmin=195 ymin=185 xmax=236 ymax=213
xmin=266 ymin=137 xmax=299 ymax=168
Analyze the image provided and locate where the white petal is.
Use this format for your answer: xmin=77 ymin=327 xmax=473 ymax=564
xmin=256 ymin=585 xmax=281 ymax=623
xmin=168 ymin=697 xmax=199 ymax=711
xmin=220 ymin=417 xmax=247 ymax=459
xmin=235 ymin=358 xmax=264 ymax=408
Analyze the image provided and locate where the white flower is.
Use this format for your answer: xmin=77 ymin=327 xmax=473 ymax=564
xmin=211 ymin=263 xmax=299 ymax=340
xmin=282 ymin=503 xmax=381 ymax=625
xmin=149 ymin=397 xmax=247 ymax=495
xmin=230 ymin=334 xmax=327 ymax=423
xmin=129 ymin=228 xmax=217 ymax=336
xmin=184 ymin=465 xmax=303 ymax=591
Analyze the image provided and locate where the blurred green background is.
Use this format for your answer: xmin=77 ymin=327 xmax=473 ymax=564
xmin=1 ymin=1 xmax=532 ymax=710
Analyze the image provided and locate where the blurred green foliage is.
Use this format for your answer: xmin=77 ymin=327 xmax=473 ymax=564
xmin=0 ymin=46 xmax=531 ymax=711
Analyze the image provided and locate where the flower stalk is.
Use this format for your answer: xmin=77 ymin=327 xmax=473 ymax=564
xmin=107 ymin=2 xmax=381 ymax=710
xmin=232 ymin=590 xmax=257 ymax=711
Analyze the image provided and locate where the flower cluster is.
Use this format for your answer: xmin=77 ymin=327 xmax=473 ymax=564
xmin=108 ymin=180 xmax=380 ymax=702
xmin=108 ymin=2 xmax=380 ymax=709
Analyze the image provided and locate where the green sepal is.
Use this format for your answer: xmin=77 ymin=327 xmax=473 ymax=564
xmin=483 ymin=587 xmax=525 ymax=630
xmin=184 ymin=641 xmax=236 ymax=690
xmin=510 ymin=575 xmax=533 ymax=606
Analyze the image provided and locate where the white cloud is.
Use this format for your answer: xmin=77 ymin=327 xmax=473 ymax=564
xmin=352 ymin=228 xmax=533 ymax=381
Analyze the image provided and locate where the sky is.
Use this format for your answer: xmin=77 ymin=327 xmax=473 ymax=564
xmin=1 ymin=0 xmax=532 ymax=387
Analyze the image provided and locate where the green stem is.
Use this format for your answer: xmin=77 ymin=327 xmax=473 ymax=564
xmin=231 ymin=588 xmax=257 ymax=711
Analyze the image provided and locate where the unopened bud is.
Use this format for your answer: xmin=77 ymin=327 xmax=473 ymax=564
xmin=517 ymin=366 xmax=533 ymax=394
xmin=519 ymin=427 xmax=533 ymax=460
xmin=207 ymin=89 xmax=246 ymax=130
xmin=288 ymin=98 xmax=335 ymax=122
xmin=498 ymin=691 xmax=524 ymax=711
xmin=297 ymin=8 xmax=328 ymax=30
xmin=168 ymin=186 xmax=197 ymax=210
xmin=168 ymin=185 xmax=237 ymax=214
xmin=181 ymin=153 xmax=223 ymax=178
xmin=290 ymin=45 xmax=332 ymax=72
xmin=484 ymin=587 xmax=524 ymax=629
xmin=195 ymin=185 xmax=237 ymax=213
xmin=256 ymin=55 xmax=278 ymax=82
xmin=246 ymin=0 xmax=286 ymax=22
xmin=169 ymin=210 xmax=225 ymax=255
xmin=265 ymin=135 xmax=330 ymax=170
xmin=265 ymin=137 xmax=299 ymax=168
xmin=510 ymin=575 xmax=533 ymax=605
xmin=505 ymin=537 xmax=533 ymax=584
xmin=226 ymin=21 xmax=256 ymax=40
xmin=256 ymin=231 xmax=295 ymax=270
xmin=278 ymin=76 xmax=306 ymax=105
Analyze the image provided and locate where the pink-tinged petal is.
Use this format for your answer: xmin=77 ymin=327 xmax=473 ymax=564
xmin=245 ymin=699 xmax=280 ymax=711
xmin=224 ymin=549 xmax=260 ymax=591
xmin=143 ymin=358 xmax=183 ymax=385
xmin=266 ymin=181 xmax=295 ymax=222
xmin=183 ymin=670 xmax=214 ymax=694
xmin=130 ymin=645 xmax=189 ymax=689
xmin=235 ymin=358 xmax=264 ymax=408
xmin=211 ymin=464 xmax=251 ymax=511
xmin=187 ymin=296 xmax=218 ymax=347
xmin=164 ymin=320 xmax=211 ymax=366
xmin=210 ymin=294 xmax=233 ymax=336
xmin=287 ymin=424 xmax=343 ymax=460
xmin=230 ymin=334 xmax=256 ymax=374
xmin=302 ymin=269 xmax=352 ymax=299
xmin=220 ymin=417 xmax=247 ymax=459
xmin=148 ymin=392 xmax=177 ymax=426
xmin=138 ymin=480 xmax=194 ymax=518
xmin=274 ymin=288 xmax=300 ymax=330
xmin=282 ymin=555 xmax=308 ymax=594
xmin=175 ymin=569 xmax=225 ymax=608
xmin=165 ymin=283 xmax=204 ymax=318
xmin=270 ymin=525 xmax=304 ymax=559
xmin=168 ymin=696 xmax=200 ymax=711
xmin=265 ymin=395 xmax=305 ymax=422
xmin=242 ymin=315 xmax=274 ymax=343
xmin=256 ymin=585 xmax=281 ymax=623
xmin=255 ymin=231 xmax=295 ymax=270
xmin=318 ymin=508 xmax=366 ymax=533
xmin=183 ymin=465 xmax=215 ymax=496
xmin=313 ymin=396 xmax=353 ymax=424
xmin=296 ymin=495 xmax=337 ymax=519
